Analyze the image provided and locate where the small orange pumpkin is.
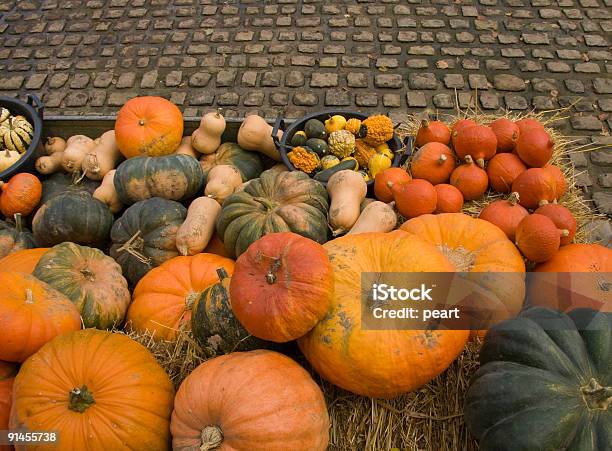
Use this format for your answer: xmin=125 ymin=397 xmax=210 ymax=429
xmin=410 ymin=142 xmax=456 ymax=185
xmin=0 ymin=247 xmax=49 ymax=273
xmin=515 ymin=128 xmax=553 ymax=167
xmin=450 ymin=155 xmax=489 ymax=200
xmin=451 ymin=118 xmax=477 ymax=135
xmin=486 ymin=153 xmax=527 ymax=193
xmin=515 ymin=214 xmax=560 ymax=262
xmin=203 ymin=232 xmax=231 ymax=258
xmin=543 ymin=164 xmax=567 ymax=199
xmin=0 ymin=173 xmax=42 ymax=218
xmin=452 ymin=124 xmax=497 ymax=168
xmin=489 ymin=118 xmax=520 ymax=152
xmin=534 ymin=203 xmax=576 ymax=245
xmin=515 ymin=117 xmax=545 ymax=135
xmin=511 ymin=167 xmax=557 ymax=209
xmin=478 ymin=192 xmax=529 ymax=241
xmin=392 ymin=179 xmax=437 ymax=218
xmin=434 ymin=184 xmax=464 ymax=213
xmin=415 ymin=119 xmax=451 ymax=147
xmin=374 ymin=167 xmax=411 ymax=203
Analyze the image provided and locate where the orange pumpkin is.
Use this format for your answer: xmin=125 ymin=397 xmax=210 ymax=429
xmin=374 ymin=167 xmax=411 ymax=203
xmin=450 ymin=155 xmax=489 ymax=200
xmin=511 ymin=167 xmax=558 ymax=209
xmin=10 ymin=329 xmax=174 ymax=450
xmin=203 ymin=232 xmax=231 ymax=258
xmin=115 ymin=96 xmax=184 ymax=158
xmin=451 ymin=118 xmax=477 ymax=135
xmin=515 ymin=117 xmax=544 ymax=135
xmin=452 ymin=124 xmax=497 ymax=168
xmin=0 ymin=272 xmax=81 ymax=362
xmin=0 ymin=361 xmax=17 ymax=451
xmin=478 ymin=193 xmax=529 ymax=241
xmin=230 ymin=233 xmax=333 ymax=343
xmin=515 ymin=214 xmax=560 ymax=262
xmin=0 ymin=173 xmax=42 ymax=218
xmin=534 ymin=203 xmax=577 ymax=245
xmin=415 ymin=119 xmax=451 ymax=147
xmin=489 ymin=118 xmax=520 ymax=152
xmin=392 ymin=179 xmax=437 ymax=218
xmin=543 ymin=164 xmax=567 ymax=199
xmin=515 ymin=128 xmax=553 ymax=167
xmin=127 ymin=253 xmax=235 ymax=340
xmin=410 ymin=142 xmax=456 ymax=185
xmin=486 ymin=153 xmax=527 ymax=193
xmin=0 ymin=247 xmax=49 ymax=273
xmin=434 ymin=184 xmax=464 ymax=213
xmin=298 ymin=232 xmax=469 ymax=398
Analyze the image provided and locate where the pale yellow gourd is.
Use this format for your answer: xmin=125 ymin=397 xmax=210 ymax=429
xmin=204 ymin=165 xmax=242 ymax=204
xmin=175 ymin=136 xmax=199 ymax=158
xmin=347 ymin=201 xmax=397 ymax=235
xmin=44 ymin=137 xmax=67 ymax=154
xmin=191 ymin=109 xmax=226 ymax=155
xmin=237 ymin=114 xmax=282 ymax=161
xmin=92 ymin=169 xmax=123 ymax=214
xmin=35 ymin=152 xmax=64 ymax=174
xmin=175 ymin=196 xmax=222 ymax=256
xmin=61 ymin=135 xmax=96 ymax=173
xmin=327 ymin=169 xmax=368 ymax=236
xmin=0 ymin=149 xmax=21 ymax=172
xmin=82 ymin=130 xmax=122 ymax=181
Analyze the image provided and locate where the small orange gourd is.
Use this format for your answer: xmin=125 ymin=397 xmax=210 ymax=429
xmin=478 ymin=192 xmax=529 ymax=241
xmin=0 ymin=173 xmax=42 ymax=217
xmin=434 ymin=184 xmax=464 ymax=213
xmin=392 ymin=179 xmax=437 ymax=218
xmin=515 ymin=214 xmax=560 ymax=262
xmin=415 ymin=119 xmax=451 ymax=147
xmin=410 ymin=142 xmax=456 ymax=185
xmin=511 ymin=168 xmax=557 ymax=209
xmin=452 ymin=125 xmax=497 ymax=168
xmin=451 ymin=118 xmax=477 ymax=134
xmin=515 ymin=128 xmax=553 ymax=167
xmin=543 ymin=164 xmax=567 ymax=199
xmin=534 ymin=203 xmax=576 ymax=245
xmin=515 ymin=117 xmax=544 ymax=135
xmin=489 ymin=118 xmax=520 ymax=152
xmin=486 ymin=153 xmax=527 ymax=193
xmin=450 ymin=155 xmax=489 ymax=200
xmin=373 ymin=167 xmax=411 ymax=203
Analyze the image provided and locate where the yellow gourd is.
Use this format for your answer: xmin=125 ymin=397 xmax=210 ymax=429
xmin=368 ymin=153 xmax=392 ymax=178
xmin=93 ymin=169 xmax=123 ymax=213
xmin=344 ymin=118 xmax=362 ymax=136
xmin=237 ymin=114 xmax=282 ymax=161
xmin=204 ymin=165 xmax=243 ymax=204
xmin=82 ymin=130 xmax=122 ymax=181
xmin=192 ymin=109 xmax=226 ymax=155
xmin=325 ymin=115 xmax=347 ymax=133
xmin=175 ymin=196 xmax=222 ymax=256
xmin=347 ymin=201 xmax=397 ymax=234
xmin=327 ymin=169 xmax=367 ymax=236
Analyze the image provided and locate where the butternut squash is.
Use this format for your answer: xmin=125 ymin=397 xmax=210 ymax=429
xmin=82 ymin=130 xmax=122 ymax=180
xmin=348 ymin=201 xmax=397 ymax=234
xmin=327 ymin=169 xmax=367 ymax=235
xmin=237 ymin=114 xmax=282 ymax=161
xmin=44 ymin=137 xmax=67 ymax=154
xmin=175 ymin=196 xmax=222 ymax=256
xmin=191 ymin=109 xmax=226 ymax=155
xmin=93 ymin=169 xmax=123 ymax=214
xmin=204 ymin=165 xmax=242 ymax=204
xmin=175 ymin=136 xmax=199 ymax=158
xmin=35 ymin=152 xmax=64 ymax=174
xmin=61 ymin=135 xmax=96 ymax=173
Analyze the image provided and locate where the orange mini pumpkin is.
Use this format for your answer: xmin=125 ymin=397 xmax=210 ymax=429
xmin=374 ymin=167 xmax=411 ymax=203
xmin=415 ymin=119 xmax=451 ymax=147
xmin=392 ymin=179 xmax=437 ymax=218
xmin=515 ymin=214 xmax=560 ymax=262
xmin=0 ymin=173 xmax=42 ymax=218
xmin=511 ymin=167 xmax=558 ymax=209
xmin=515 ymin=117 xmax=544 ymax=135
xmin=478 ymin=192 xmax=529 ymax=241
xmin=489 ymin=118 xmax=520 ymax=152
xmin=515 ymin=128 xmax=554 ymax=167
xmin=450 ymin=155 xmax=489 ymax=200
xmin=451 ymin=118 xmax=477 ymax=135
xmin=487 ymin=153 xmax=527 ymax=193
xmin=543 ymin=164 xmax=567 ymax=199
xmin=452 ymin=124 xmax=497 ymax=168
xmin=410 ymin=142 xmax=456 ymax=185
xmin=434 ymin=184 xmax=464 ymax=213
xmin=0 ymin=247 xmax=49 ymax=274
xmin=534 ymin=203 xmax=577 ymax=245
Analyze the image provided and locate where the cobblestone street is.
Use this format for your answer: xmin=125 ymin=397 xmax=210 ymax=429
xmin=0 ymin=0 xmax=610 ymax=220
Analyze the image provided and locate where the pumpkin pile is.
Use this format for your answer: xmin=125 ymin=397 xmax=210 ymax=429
xmin=0 ymin=107 xmax=34 ymax=172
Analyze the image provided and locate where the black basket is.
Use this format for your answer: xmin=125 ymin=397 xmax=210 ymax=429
xmin=0 ymin=94 xmax=44 ymax=181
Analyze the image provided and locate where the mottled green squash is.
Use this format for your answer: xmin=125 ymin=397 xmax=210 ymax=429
xmin=216 ymin=168 xmax=329 ymax=258
xmin=0 ymin=213 xmax=35 ymax=258
xmin=114 ymin=154 xmax=204 ymax=205
xmin=39 ymin=172 xmax=100 ymax=207
xmin=199 ymin=142 xmax=263 ymax=183
xmin=33 ymin=242 xmax=131 ymax=329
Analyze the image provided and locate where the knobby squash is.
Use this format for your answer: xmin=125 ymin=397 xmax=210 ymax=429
xmin=61 ymin=135 xmax=96 ymax=173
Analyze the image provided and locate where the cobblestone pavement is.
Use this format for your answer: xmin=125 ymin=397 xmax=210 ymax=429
xmin=0 ymin=0 xmax=610 ymax=220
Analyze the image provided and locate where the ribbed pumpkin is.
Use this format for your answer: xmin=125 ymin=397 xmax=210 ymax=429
xmin=128 ymin=253 xmax=235 ymax=341
xmin=450 ymin=155 xmax=489 ymax=200
xmin=171 ymin=350 xmax=330 ymax=451
xmin=10 ymin=329 xmax=174 ymax=450
xmin=0 ymin=247 xmax=49 ymax=273
xmin=0 ymin=173 xmax=42 ymax=217
xmin=415 ymin=119 xmax=451 ymax=147
xmin=486 ymin=153 xmax=527 ymax=193
xmin=515 ymin=214 xmax=560 ymax=262
xmin=0 ymin=360 xmax=17 ymax=451
xmin=465 ymin=307 xmax=611 ymax=451
xmin=515 ymin=117 xmax=545 ymax=135
xmin=115 ymin=95 xmax=183 ymax=158
xmin=535 ymin=203 xmax=577 ymax=245
xmin=452 ymin=124 xmax=497 ymax=167
xmin=434 ymin=184 xmax=464 ymax=213
xmin=110 ymin=197 xmax=187 ymax=285
xmin=478 ymin=193 xmax=529 ymax=241
xmin=38 ymin=172 xmax=99 ymax=208
xmin=489 ymin=118 xmax=520 ymax=152
xmin=32 ymin=242 xmax=130 ymax=329
xmin=511 ymin=167 xmax=558 ymax=209
xmin=216 ymin=169 xmax=329 ymax=259
xmin=392 ymin=179 xmax=437 ymax=219
xmin=199 ymin=142 xmax=263 ymax=183
xmin=0 ymin=272 xmax=81 ymax=362
xmin=543 ymin=163 xmax=567 ymax=199
xmin=0 ymin=214 xmax=35 ymax=259
xmin=515 ymin=128 xmax=554 ymax=167
xmin=298 ymin=232 xmax=469 ymax=398
xmin=410 ymin=142 xmax=456 ymax=185
xmin=373 ymin=167 xmax=411 ymax=203
xmin=230 ymin=233 xmax=333 ymax=343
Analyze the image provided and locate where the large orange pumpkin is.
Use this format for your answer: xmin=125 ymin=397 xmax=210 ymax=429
xmin=0 ymin=272 xmax=81 ymax=362
xmin=127 ymin=253 xmax=235 ymax=340
xmin=115 ymin=96 xmax=183 ymax=158
xmin=0 ymin=247 xmax=49 ymax=273
xmin=10 ymin=329 xmax=174 ymax=451
xmin=0 ymin=173 xmax=42 ymax=218
xmin=298 ymin=232 xmax=469 ymax=398
xmin=0 ymin=361 xmax=17 ymax=451
xmin=171 ymin=350 xmax=329 ymax=450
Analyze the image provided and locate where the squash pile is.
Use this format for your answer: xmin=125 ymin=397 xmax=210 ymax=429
xmin=0 ymin=107 xmax=34 ymax=172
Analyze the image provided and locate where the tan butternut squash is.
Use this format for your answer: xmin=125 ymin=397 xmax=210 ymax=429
xmin=348 ymin=201 xmax=397 ymax=235
xmin=175 ymin=136 xmax=199 ymax=158
xmin=191 ymin=109 xmax=226 ymax=155
xmin=175 ymin=196 xmax=222 ymax=256
xmin=93 ymin=169 xmax=123 ymax=213
xmin=35 ymin=152 xmax=64 ymax=174
xmin=204 ymin=165 xmax=242 ymax=204
xmin=237 ymin=114 xmax=282 ymax=161
xmin=61 ymin=135 xmax=96 ymax=173
xmin=44 ymin=137 xmax=67 ymax=154
xmin=82 ymin=130 xmax=122 ymax=181
xmin=327 ymin=169 xmax=367 ymax=235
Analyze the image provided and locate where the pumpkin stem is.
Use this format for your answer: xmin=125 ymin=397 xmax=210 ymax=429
xmin=421 ymin=119 xmax=430 ymax=128
xmin=215 ymin=108 xmax=223 ymax=118
xmin=216 ymin=267 xmax=228 ymax=282
xmin=200 ymin=425 xmax=223 ymax=451
xmin=138 ymin=119 xmax=146 ymax=126
xmin=475 ymin=157 xmax=485 ymax=168
xmin=68 ymin=385 xmax=96 ymax=413
xmin=13 ymin=213 xmax=23 ymax=232
xmin=438 ymin=154 xmax=447 ymax=165
xmin=116 ymin=230 xmax=152 ymax=266
xmin=560 ymin=229 xmax=569 ymax=237
xmin=464 ymin=155 xmax=474 ymax=165
xmin=25 ymin=288 xmax=34 ymax=304
xmin=508 ymin=192 xmax=520 ymax=206
xmin=538 ymin=199 xmax=549 ymax=207
xmin=253 ymin=197 xmax=276 ymax=211
xmin=86 ymin=153 xmax=100 ymax=173
xmin=266 ymin=258 xmax=282 ymax=284
xmin=581 ymin=378 xmax=611 ymax=411
xmin=80 ymin=268 xmax=96 ymax=282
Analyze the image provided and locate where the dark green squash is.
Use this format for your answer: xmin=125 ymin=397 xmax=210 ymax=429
xmin=0 ymin=213 xmax=35 ymax=258
xmin=465 ymin=307 xmax=611 ymax=451
xmin=39 ymin=172 xmax=100 ymax=207
xmin=32 ymin=191 xmax=113 ymax=248
xmin=216 ymin=168 xmax=329 ymax=258
xmin=114 ymin=154 xmax=204 ymax=205
xmin=199 ymin=142 xmax=263 ymax=183
xmin=110 ymin=197 xmax=186 ymax=285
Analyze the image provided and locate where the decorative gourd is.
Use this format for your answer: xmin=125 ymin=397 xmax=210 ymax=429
xmin=450 ymin=155 xmax=489 ymax=200
xmin=415 ymin=119 xmax=451 ymax=147
xmin=344 ymin=117 xmax=362 ymax=135
xmin=175 ymin=136 xmax=199 ymax=158
xmin=452 ymin=124 xmax=497 ymax=168
xmin=287 ymin=146 xmax=320 ymax=173
xmin=0 ymin=360 xmax=17 ymax=451
xmin=374 ymin=167 xmax=411 ymax=203
xmin=92 ymin=169 xmax=122 ymax=213
xmin=451 ymin=118 xmax=477 ymax=135
xmin=0 ymin=172 xmax=42 ymax=217
xmin=171 ymin=350 xmax=329 ymax=450
xmin=478 ymin=193 xmax=528 ymax=240
xmin=0 ymin=149 xmax=21 ymax=172
xmin=230 ymin=232 xmax=333 ymax=342
xmin=515 ymin=117 xmax=544 ymax=135
xmin=543 ymin=163 xmax=567 ymax=199
xmin=32 ymin=191 xmax=113 ymax=248
xmin=327 ymin=170 xmax=367 ymax=235
xmin=237 ymin=114 xmax=282 ymax=161
xmin=358 ymin=114 xmax=394 ymax=147
xmin=290 ymin=131 xmax=308 ymax=147
xmin=10 ymin=329 xmax=174 ymax=449
xmin=44 ymin=136 xmax=67 ymax=154
xmin=368 ymin=153 xmax=392 ymax=178
xmin=176 ymin=196 xmax=222 ymax=256
xmin=0 ymin=247 xmax=49 ymax=274
xmin=110 ymin=197 xmax=187 ymax=285
xmin=410 ymin=142 xmax=456 ymax=184
xmin=489 ymin=118 xmax=519 ymax=152
xmin=353 ymin=139 xmax=376 ymax=167
xmin=465 ymin=307 xmax=611 ymax=451
xmin=327 ymin=130 xmax=355 ymax=159
xmin=0 ymin=116 xmax=32 ymax=153
xmin=534 ymin=203 xmax=576 ymax=245
xmin=191 ymin=109 xmax=226 ymax=155
xmin=304 ymin=119 xmax=326 ymax=139
xmin=127 ymin=253 xmax=235 ymax=340
xmin=486 ymin=153 xmax=527 ymax=193
xmin=199 ymin=142 xmax=263 ymax=183
xmin=115 ymin=96 xmax=184 ymax=158
xmin=217 ymin=169 xmax=329 ymax=258
xmin=82 ymin=130 xmax=122 ymax=180
xmin=348 ymin=201 xmax=397 ymax=234
xmin=515 ymin=214 xmax=560 ymax=262
xmin=204 ymin=165 xmax=242 ymax=203
xmin=511 ymin=167 xmax=557 ymax=209
xmin=32 ymin=242 xmax=130 ymax=329
xmin=38 ymin=172 xmax=100 ymax=207
xmin=0 ymin=214 xmax=35 ymax=259
xmin=61 ymin=135 xmax=96 ymax=173
xmin=324 ymin=114 xmax=347 ymax=133
xmin=299 ymin=232 xmax=469 ymax=398
xmin=515 ymin=128 xmax=553 ymax=167
xmin=0 ymin=272 xmax=81 ymax=362
xmin=434 ymin=184 xmax=464 ymax=213
xmin=114 ymin=154 xmax=204 ymax=204
xmin=320 ymin=155 xmax=340 ymax=170
xmin=313 ymin=159 xmax=358 ymax=182
xmin=35 ymin=151 xmax=63 ymax=174
xmin=392 ymin=179 xmax=437 ymax=218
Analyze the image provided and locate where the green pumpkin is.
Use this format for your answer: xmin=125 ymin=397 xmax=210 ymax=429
xmin=465 ymin=307 xmax=611 ymax=451
xmin=39 ymin=172 xmax=100 ymax=207
xmin=216 ymin=168 xmax=329 ymax=258
xmin=0 ymin=213 xmax=35 ymax=258
xmin=304 ymin=119 xmax=326 ymax=139
xmin=305 ymin=138 xmax=328 ymax=157
xmin=114 ymin=154 xmax=204 ymax=205
xmin=110 ymin=197 xmax=186 ymax=285
xmin=290 ymin=131 xmax=308 ymax=147
xmin=32 ymin=191 xmax=113 ymax=248
xmin=199 ymin=142 xmax=263 ymax=183
xmin=33 ymin=242 xmax=131 ymax=329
